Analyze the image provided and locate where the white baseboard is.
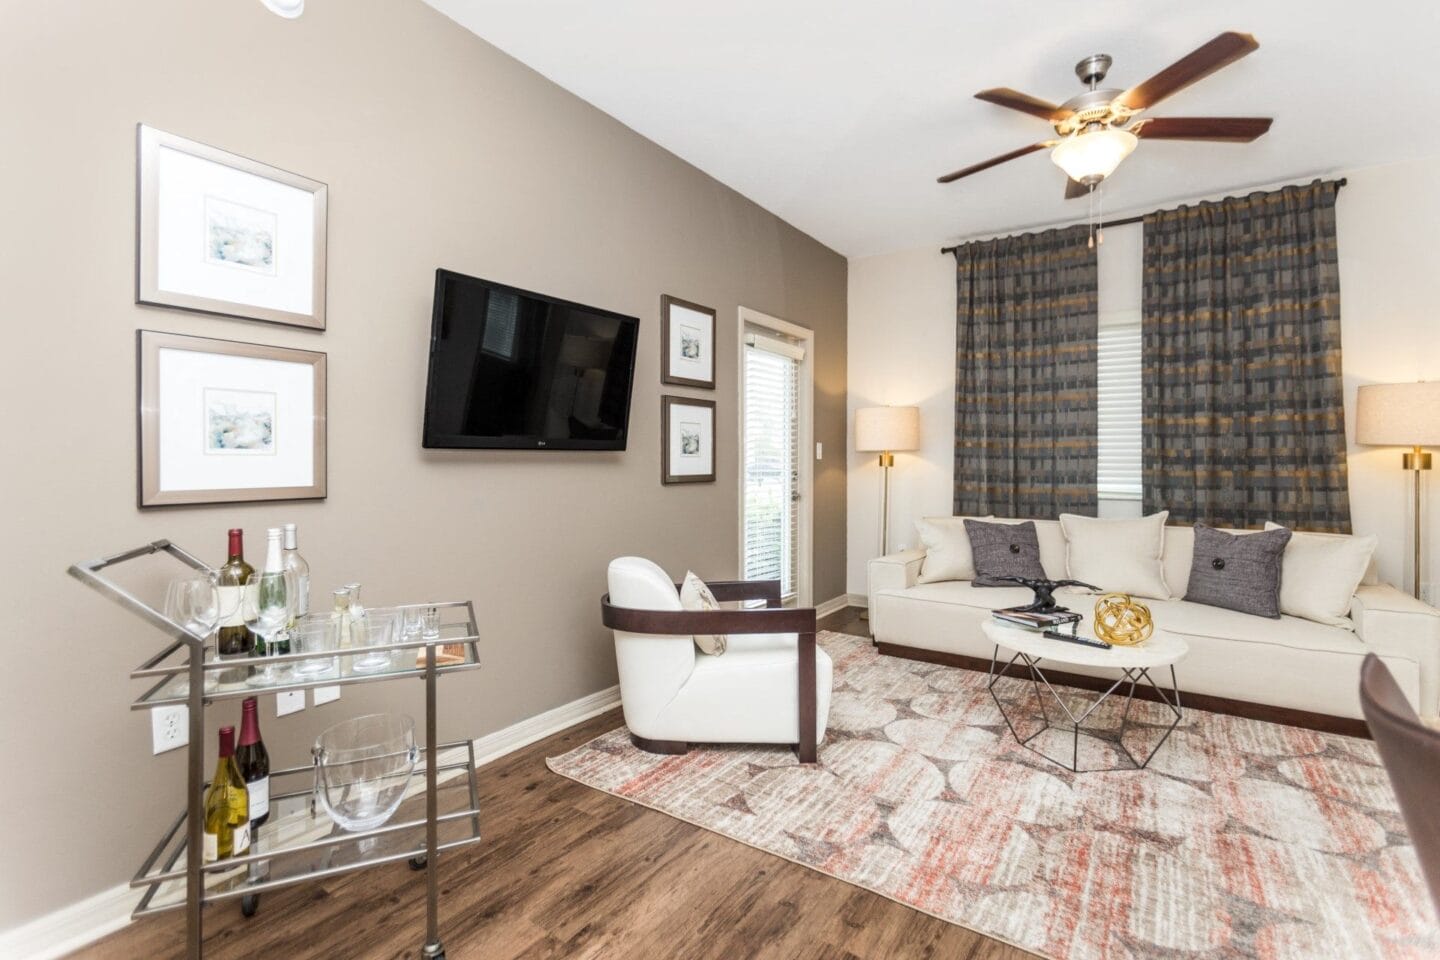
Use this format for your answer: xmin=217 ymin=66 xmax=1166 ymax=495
xmin=847 ymin=592 xmax=869 ymax=608
xmin=1 ymin=684 xmax=624 ymax=960
xmin=0 ymin=882 xmax=140 ymax=960
xmin=471 ymin=684 xmax=621 ymax=767
xmin=813 ymin=594 xmax=852 ymax=618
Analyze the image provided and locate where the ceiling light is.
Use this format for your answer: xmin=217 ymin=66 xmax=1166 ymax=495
xmin=260 ymin=0 xmax=304 ymax=18
xmin=1050 ymin=128 xmax=1138 ymax=185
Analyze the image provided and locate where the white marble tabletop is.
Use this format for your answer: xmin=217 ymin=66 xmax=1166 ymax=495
xmin=982 ymin=619 xmax=1190 ymax=670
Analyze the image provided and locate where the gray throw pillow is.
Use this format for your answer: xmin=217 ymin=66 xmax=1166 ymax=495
xmin=1183 ymin=524 xmax=1293 ymax=618
xmin=964 ymin=519 xmax=1047 ymax=587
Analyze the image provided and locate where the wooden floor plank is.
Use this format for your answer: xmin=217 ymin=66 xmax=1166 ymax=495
xmin=73 ymin=610 xmax=1031 ymax=959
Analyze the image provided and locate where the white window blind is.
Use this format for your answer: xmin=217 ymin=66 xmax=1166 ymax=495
xmin=743 ymin=332 xmax=803 ymax=600
xmin=1097 ymin=321 xmax=1142 ymax=499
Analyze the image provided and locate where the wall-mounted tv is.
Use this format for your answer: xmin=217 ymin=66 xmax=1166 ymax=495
xmin=422 ymin=269 xmax=640 ymax=450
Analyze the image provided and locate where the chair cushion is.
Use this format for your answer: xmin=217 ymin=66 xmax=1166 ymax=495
xmin=1265 ymin=522 xmax=1377 ymax=628
xmin=1059 ymin=511 xmax=1171 ymax=600
xmin=915 ymin=515 xmax=993 ymax=583
xmin=1184 ymin=525 xmax=1292 ymax=619
xmin=680 ymin=572 xmax=726 ymax=655
xmin=965 ymin=519 xmax=1046 ymax=587
xmin=664 ymin=634 xmax=834 ymax=744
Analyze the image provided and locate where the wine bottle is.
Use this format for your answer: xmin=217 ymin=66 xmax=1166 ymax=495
xmin=253 ymin=528 xmax=290 ymax=658
xmin=216 ymin=529 xmax=255 ymax=685
xmin=282 ymin=523 xmax=310 ymax=627
xmin=202 ymin=726 xmax=250 ymax=862
xmin=236 ymin=697 xmax=271 ymax=830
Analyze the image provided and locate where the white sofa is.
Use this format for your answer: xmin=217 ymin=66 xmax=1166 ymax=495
xmin=869 ymin=519 xmax=1440 ymax=722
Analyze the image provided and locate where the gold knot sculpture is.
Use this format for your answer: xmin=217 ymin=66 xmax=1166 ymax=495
xmin=1093 ymin=593 xmax=1154 ymax=646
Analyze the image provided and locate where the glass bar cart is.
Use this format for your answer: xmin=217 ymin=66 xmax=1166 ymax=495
xmin=69 ymin=539 xmax=484 ymax=960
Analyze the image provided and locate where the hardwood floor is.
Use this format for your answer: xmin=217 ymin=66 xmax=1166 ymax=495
xmin=74 ymin=609 xmax=1028 ymax=959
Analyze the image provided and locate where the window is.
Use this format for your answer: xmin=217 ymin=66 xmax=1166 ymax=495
xmin=1096 ymin=223 xmax=1143 ymax=501
xmin=742 ymin=329 xmax=804 ymax=600
xmin=1097 ymin=321 xmax=1142 ymax=499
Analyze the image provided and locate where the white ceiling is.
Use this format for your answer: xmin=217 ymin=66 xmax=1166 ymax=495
xmin=425 ymin=0 xmax=1440 ymax=257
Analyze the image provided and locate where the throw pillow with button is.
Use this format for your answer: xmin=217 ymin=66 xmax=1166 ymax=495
xmin=1183 ymin=523 xmax=1293 ymax=618
xmin=964 ymin=519 xmax=1047 ymax=587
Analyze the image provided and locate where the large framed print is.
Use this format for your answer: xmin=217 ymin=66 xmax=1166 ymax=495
xmin=660 ymin=295 xmax=716 ymax=389
xmin=138 ymin=330 xmax=327 ymax=507
xmin=661 ymin=395 xmax=716 ymax=484
xmin=137 ymin=124 xmax=328 ymax=330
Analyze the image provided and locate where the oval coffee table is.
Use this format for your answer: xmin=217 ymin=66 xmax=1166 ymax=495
xmin=982 ymin=619 xmax=1189 ymax=773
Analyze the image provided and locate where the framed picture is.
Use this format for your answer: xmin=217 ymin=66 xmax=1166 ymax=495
xmin=137 ymin=124 xmax=328 ymax=330
xmin=661 ymin=395 xmax=716 ymax=484
xmin=138 ymin=330 xmax=327 ymax=507
xmin=661 ymin=295 xmax=716 ymax=389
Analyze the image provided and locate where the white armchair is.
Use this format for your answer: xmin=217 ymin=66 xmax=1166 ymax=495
xmin=602 ymin=557 xmax=833 ymax=762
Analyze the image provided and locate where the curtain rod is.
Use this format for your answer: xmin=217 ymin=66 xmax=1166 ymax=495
xmin=939 ymin=177 xmax=1348 ymax=256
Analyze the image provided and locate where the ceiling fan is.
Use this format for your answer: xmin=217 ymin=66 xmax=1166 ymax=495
xmin=938 ymin=31 xmax=1273 ymax=198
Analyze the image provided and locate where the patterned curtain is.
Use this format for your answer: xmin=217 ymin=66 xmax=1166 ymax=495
xmin=1142 ymin=179 xmax=1350 ymax=531
xmin=953 ymin=225 xmax=1098 ymax=517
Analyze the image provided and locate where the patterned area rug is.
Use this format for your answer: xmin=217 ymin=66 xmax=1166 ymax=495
xmin=548 ymin=631 xmax=1439 ymax=960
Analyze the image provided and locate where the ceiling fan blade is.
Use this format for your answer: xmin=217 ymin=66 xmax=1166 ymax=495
xmin=1065 ymin=178 xmax=1091 ymax=200
xmin=975 ymin=88 xmax=1072 ymax=122
xmin=1134 ymin=117 xmax=1273 ymax=141
xmin=937 ymin=142 xmax=1048 ymax=184
xmin=1116 ymin=31 xmax=1259 ymax=111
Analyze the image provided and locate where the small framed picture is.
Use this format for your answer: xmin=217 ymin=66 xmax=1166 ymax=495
xmin=661 ymin=395 xmax=716 ymax=484
xmin=137 ymin=124 xmax=328 ymax=330
xmin=661 ymin=295 xmax=716 ymax=389
xmin=138 ymin=330 xmax=327 ymax=507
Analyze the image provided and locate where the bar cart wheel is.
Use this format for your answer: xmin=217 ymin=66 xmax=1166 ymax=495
xmin=408 ymin=856 xmax=427 ymax=870
xmin=241 ymin=894 xmax=260 ymax=918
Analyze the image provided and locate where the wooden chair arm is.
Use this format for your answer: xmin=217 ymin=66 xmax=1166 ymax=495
xmin=601 ymin=595 xmax=816 ymax=635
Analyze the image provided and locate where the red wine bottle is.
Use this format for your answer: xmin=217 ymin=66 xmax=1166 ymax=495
xmin=217 ymin=529 xmax=256 ymax=684
xmin=236 ymin=697 xmax=271 ymax=829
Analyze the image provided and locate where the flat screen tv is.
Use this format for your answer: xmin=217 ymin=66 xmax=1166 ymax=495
xmin=422 ymin=269 xmax=640 ymax=450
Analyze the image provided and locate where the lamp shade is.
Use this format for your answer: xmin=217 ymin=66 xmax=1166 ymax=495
xmin=1050 ymin=128 xmax=1138 ymax=185
xmin=855 ymin=406 xmax=920 ymax=452
xmin=1356 ymin=382 xmax=1440 ymax=446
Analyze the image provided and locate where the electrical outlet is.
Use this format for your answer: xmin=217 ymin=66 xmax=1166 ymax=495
xmin=314 ymin=685 xmax=340 ymax=706
xmin=152 ymin=706 xmax=188 ymax=755
xmin=815 ymin=442 xmax=823 ymax=460
xmin=276 ymin=690 xmax=305 ymax=717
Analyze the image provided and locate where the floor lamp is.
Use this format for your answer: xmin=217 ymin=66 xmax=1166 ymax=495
xmin=856 ymin=406 xmax=920 ymax=618
xmin=1357 ymin=382 xmax=1440 ymax=599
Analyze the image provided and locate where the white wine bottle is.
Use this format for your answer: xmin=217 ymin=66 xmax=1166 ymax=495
xmin=203 ymin=726 xmax=250 ymax=862
xmin=282 ymin=522 xmax=310 ymax=627
xmin=216 ymin=530 xmax=255 ymax=685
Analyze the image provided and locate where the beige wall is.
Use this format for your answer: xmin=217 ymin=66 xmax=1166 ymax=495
xmin=0 ymin=0 xmax=846 ymax=929
xmin=847 ymin=158 xmax=1440 ymax=596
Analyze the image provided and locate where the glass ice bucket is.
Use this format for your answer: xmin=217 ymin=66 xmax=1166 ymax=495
xmin=312 ymin=714 xmax=419 ymax=832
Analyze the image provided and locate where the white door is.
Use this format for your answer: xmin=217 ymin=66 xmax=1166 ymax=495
xmin=739 ymin=309 xmax=813 ymax=606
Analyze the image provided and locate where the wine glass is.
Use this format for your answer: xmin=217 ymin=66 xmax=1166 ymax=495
xmin=245 ymin=568 xmax=296 ymax=687
xmin=163 ymin=576 xmax=231 ymax=694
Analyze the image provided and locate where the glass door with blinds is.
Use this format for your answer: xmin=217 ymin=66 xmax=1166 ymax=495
xmin=741 ymin=324 xmax=809 ymax=604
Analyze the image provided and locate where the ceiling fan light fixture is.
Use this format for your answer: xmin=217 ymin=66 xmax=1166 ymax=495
xmin=1050 ymin=127 xmax=1137 ymax=185
xmin=259 ymin=0 xmax=305 ymax=18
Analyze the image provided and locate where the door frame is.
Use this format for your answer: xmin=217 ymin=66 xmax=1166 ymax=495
xmin=737 ymin=305 xmax=815 ymax=608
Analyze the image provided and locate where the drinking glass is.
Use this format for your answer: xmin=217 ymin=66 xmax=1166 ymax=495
xmin=163 ymin=576 xmax=230 ymax=694
xmin=291 ymin=615 xmax=340 ymax=679
xmin=245 ymin=569 xmax=296 ymax=687
xmin=350 ymin=609 xmax=398 ymax=675
xmin=400 ymin=607 xmax=424 ymax=642
xmin=421 ymin=607 xmax=442 ymax=642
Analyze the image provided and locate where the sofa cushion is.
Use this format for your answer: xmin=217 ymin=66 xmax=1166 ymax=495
xmin=1184 ymin=524 xmax=1292 ymax=618
xmin=1265 ymin=522 xmax=1377 ymax=628
xmin=679 ymin=572 xmax=726 ymax=655
xmin=1059 ymin=511 xmax=1171 ymax=600
xmin=1146 ymin=597 xmax=1365 ymax=656
xmin=915 ymin=515 xmax=993 ymax=584
xmin=966 ymin=519 xmax=1047 ymax=587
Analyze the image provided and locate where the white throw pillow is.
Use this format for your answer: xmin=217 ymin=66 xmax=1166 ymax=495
xmin=915 ymin=516 xmax=994 ymax=583
xmin=1059 ymin=511 xmax=1171 ymax=600
xmin=679 ymin=571 xmax=726 ymax=655
xmin=1264 ymin=522 xmax=1378 ymax=628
